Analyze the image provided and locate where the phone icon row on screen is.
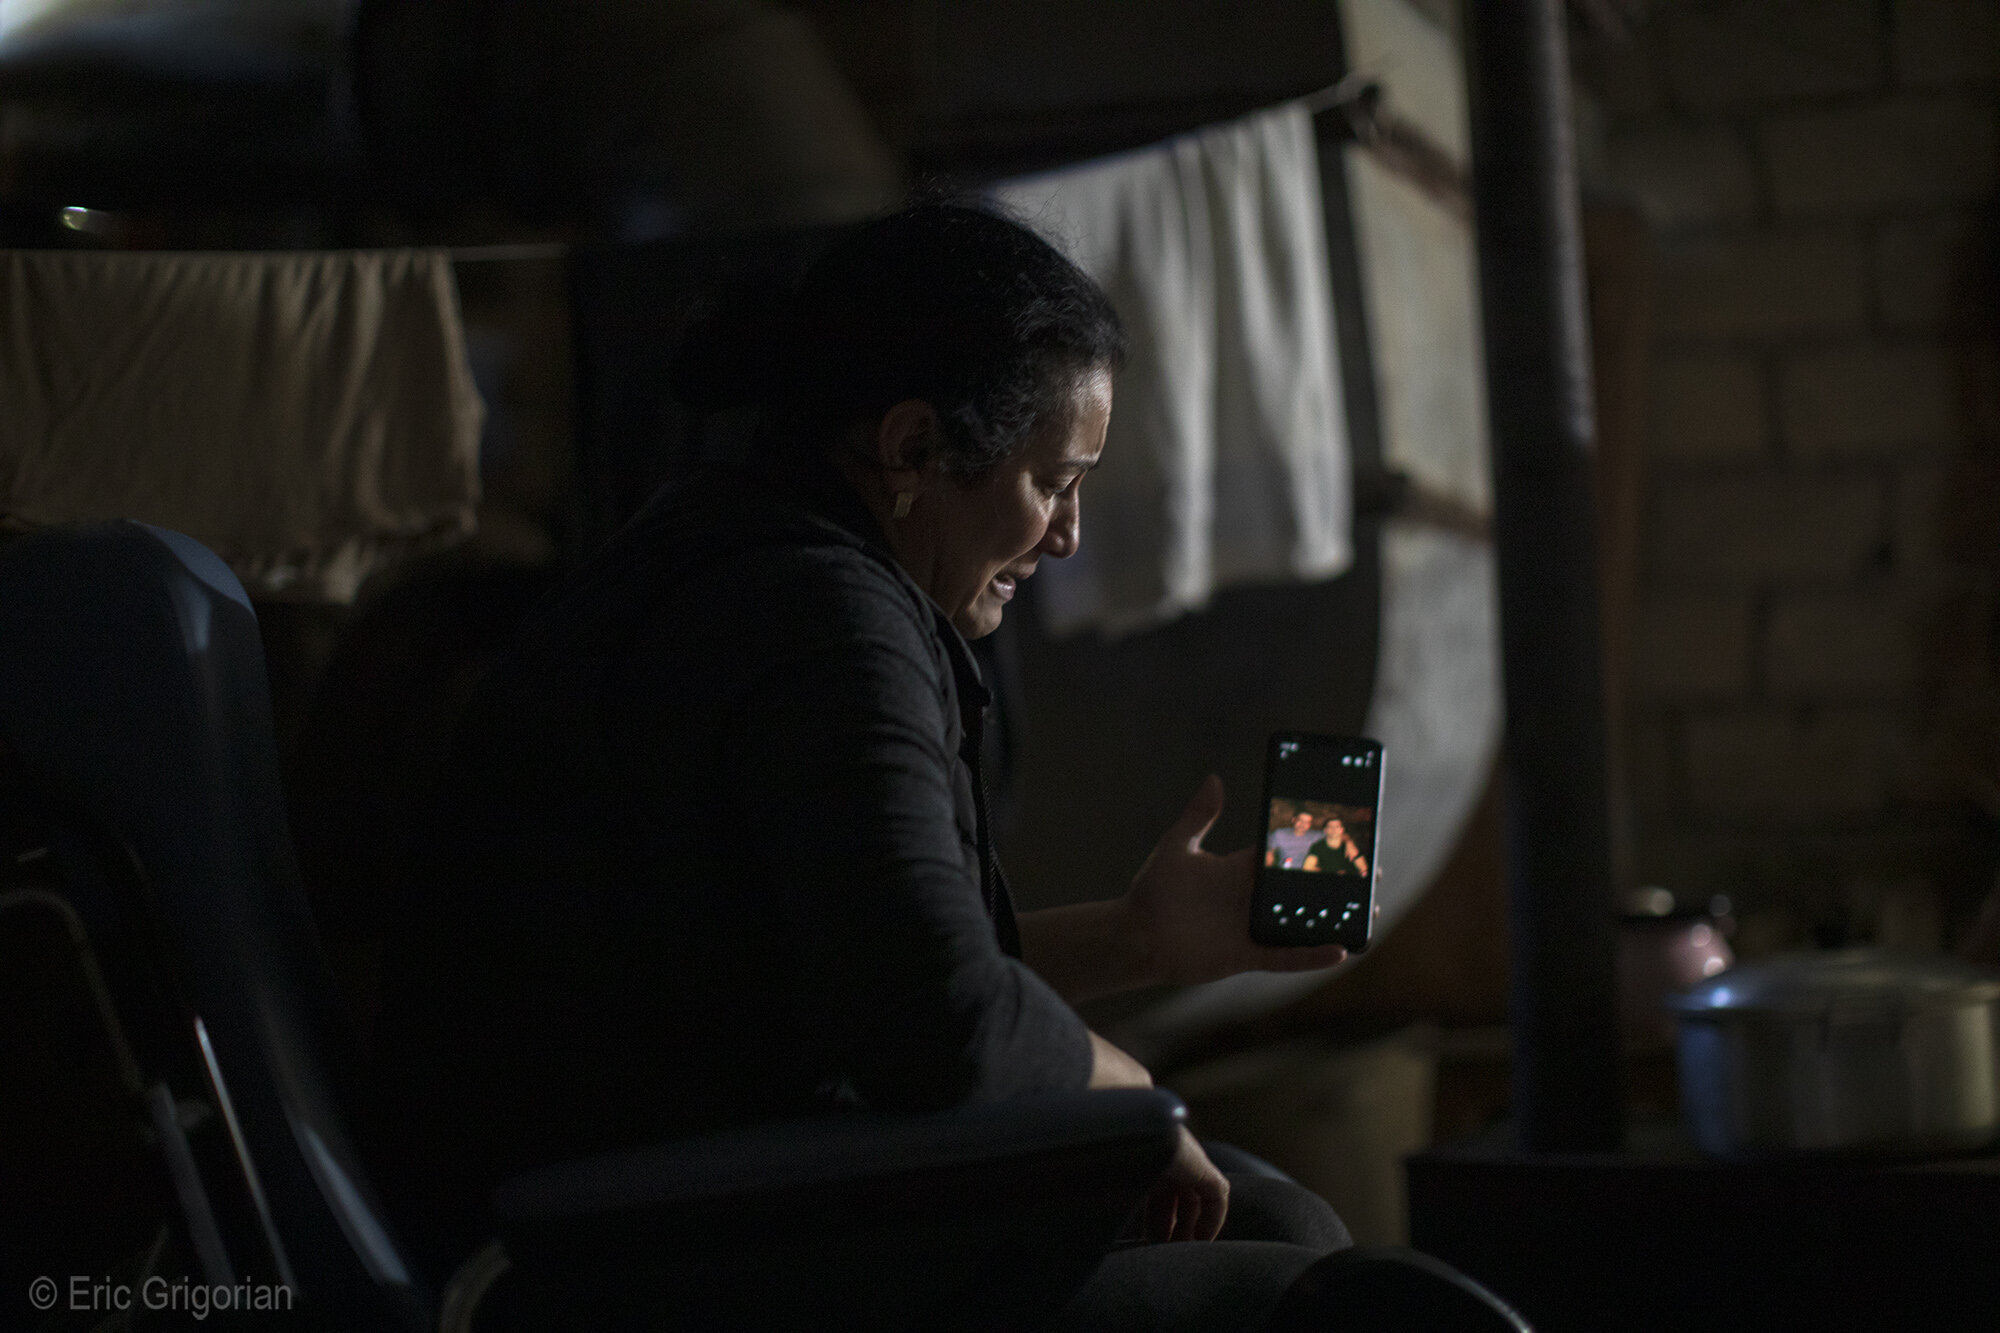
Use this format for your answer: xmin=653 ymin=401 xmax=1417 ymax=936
xmin=1340 ymin=754 xmax=1374 ymax=767
xmin=1270 ymin=903 xmax=1357 ymax=929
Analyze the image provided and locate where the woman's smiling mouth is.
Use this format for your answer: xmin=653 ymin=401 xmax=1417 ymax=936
xmin=992 ymin=562 xmax=1040 ymax=600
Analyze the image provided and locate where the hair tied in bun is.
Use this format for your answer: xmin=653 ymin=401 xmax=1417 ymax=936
xmin=668 ymin=277 xmax=802 ymax=416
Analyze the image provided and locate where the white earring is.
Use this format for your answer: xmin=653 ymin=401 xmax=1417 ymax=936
xmin=892 ymin=491 xmax=914 ymax=519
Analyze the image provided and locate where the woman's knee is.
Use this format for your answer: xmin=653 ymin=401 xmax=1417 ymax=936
xmin=1265 ymin=1246 xmax=1532 ymax=1333
xmin=1217 ymin=1173 xmax=1352 ymax=1253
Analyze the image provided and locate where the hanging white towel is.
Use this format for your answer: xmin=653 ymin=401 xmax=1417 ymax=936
xmin=994 ymin=103 xmax=1352 ymax=637
xmin=0 ymin=248 xmax=484 ymax=601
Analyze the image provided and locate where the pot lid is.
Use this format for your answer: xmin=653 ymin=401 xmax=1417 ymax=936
xmin=1666 ymin=949 xmax=2000 ymax=1020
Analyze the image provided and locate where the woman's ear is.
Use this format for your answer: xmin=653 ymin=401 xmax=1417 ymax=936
xmin=875 ymin=399 xmax=940 ymax=488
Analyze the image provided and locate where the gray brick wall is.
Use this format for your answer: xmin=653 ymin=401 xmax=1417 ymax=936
xmin=1649 ymin=353 xmax=1768 ymax=459
xmin=1649 ymin=472 xmax=1884 ymax=583
xmin=1653 ymin=228 xmax=1870 ymax=338
xmin=1575 ymin=0 xmax=2000 ymax=948
xmin=1894 ymin=0 xmax=2000 ymax=87
xmin=1778 ymin=343 xmax=1970 ymax=455
xmin=1762 ymin=98 xmax=2000 ymax=217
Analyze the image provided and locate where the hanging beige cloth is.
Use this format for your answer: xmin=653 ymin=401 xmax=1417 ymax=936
xmin=0 ymin=248 xmax=484 ymax=601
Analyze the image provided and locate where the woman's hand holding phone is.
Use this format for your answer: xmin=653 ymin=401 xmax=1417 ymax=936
xmin=1124 ymin=775 xmax=1349 ymax=985
xmin=1019 ymin=775 xmax=1348 ymax=1002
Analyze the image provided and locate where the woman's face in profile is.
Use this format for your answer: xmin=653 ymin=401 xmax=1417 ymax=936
xmin=923 ymin=368 xmax=1113 ymax=639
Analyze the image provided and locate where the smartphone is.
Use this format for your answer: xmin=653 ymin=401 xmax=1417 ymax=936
xmin=1250 ymin=732 xmax=1384 ymax=950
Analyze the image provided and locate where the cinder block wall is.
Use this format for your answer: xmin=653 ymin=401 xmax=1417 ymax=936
xmin=1573 ymin=0 xmax=2000 ymax=948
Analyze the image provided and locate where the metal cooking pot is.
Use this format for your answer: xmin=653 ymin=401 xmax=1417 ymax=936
xmin=1667 ymin=950 xmax=2000 ymax=1159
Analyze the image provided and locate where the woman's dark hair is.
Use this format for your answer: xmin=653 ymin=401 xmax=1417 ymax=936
xmin=670 ymin=203 xmax=1127 ymax=480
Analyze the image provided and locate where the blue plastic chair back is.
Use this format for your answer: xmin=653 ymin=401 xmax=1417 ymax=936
xmin=0 ymin=522 xmax=428 ymax=1330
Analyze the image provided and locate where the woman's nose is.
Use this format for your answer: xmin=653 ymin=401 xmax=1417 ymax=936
xmin=1039 ymin=497 xmax=1081 ymax=558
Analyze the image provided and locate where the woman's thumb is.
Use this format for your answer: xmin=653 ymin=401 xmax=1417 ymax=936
xmin=1170 ymin=774 xmax=1226 ymax=850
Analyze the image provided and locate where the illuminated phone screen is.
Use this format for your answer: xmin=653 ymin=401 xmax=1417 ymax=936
xmin=1251 ymin=732 xmax=1384 ymax=950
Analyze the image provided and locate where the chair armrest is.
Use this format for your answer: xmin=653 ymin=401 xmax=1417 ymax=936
xmin=494 ymin=1087 xmax=1184 ymax=1238
xmin=486 ymin=1090 xmax=1184 ymax=1329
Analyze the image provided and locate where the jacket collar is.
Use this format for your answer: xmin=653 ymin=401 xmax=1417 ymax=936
xmin=745 ymin=450 xmax=992 ymax=713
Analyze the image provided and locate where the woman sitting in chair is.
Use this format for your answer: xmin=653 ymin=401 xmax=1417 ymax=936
xmin=378 ymin=204 xmax=1502 ymax=1331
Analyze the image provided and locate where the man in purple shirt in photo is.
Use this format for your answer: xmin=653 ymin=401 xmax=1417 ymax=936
xmin=1264 ymin=808 xmax=1319 ymax=869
